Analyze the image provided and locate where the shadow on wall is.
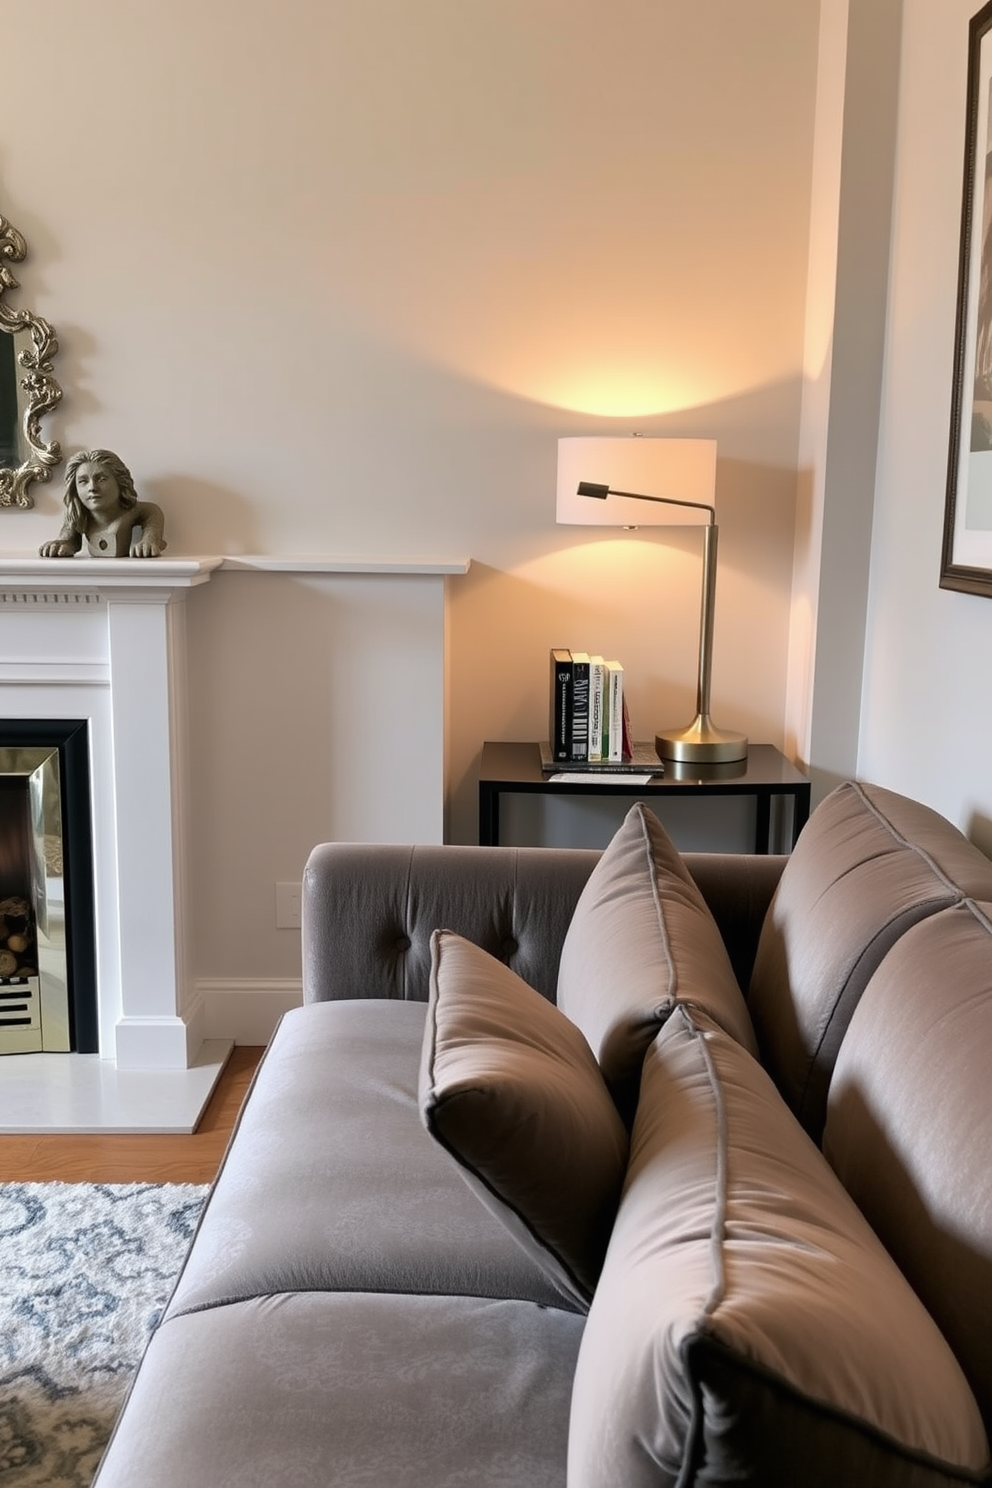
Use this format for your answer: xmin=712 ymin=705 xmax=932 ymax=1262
xmin=143 ymin=475 xmax=263 ymax=556
xmin=808 ymin=767 xmax=848 ymax=812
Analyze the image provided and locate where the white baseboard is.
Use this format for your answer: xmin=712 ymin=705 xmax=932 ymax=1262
xmin=198 ymin=978 xmax=304 ymax=1046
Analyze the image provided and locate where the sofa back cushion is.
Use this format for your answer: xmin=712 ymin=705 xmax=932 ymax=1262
xmin=823 ymin=898 xmax=992 ymax=1439
xmin=557 ymin=803 xmax=757 ymax=1123
xmin=419 ymin=930 xmax=629 ymax=1311
xmin=747 ymin=781 xmax=992 ymax=1139
xmin=568 ymin=1005 xmax=989 ymax=1487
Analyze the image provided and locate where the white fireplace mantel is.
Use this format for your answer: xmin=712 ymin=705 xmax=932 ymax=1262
xmin=0 ymin=552 xmax=469 ymax=1129
xmin=0 ymin=557 xmax=225 ymax=1076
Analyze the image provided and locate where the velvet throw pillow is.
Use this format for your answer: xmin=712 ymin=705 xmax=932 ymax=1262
xmin=748 ymin=780 xmax=992 ymax=1139
xmin=419 ymin=930 xmax=629 ymax=1312
xmin=824 ymin=899 xmax=992 ymax=1438
xmin=557 ymin=802 xmax=757 ymax=1122
xmin=568 ymin=1005 xmax=989 ymax=1488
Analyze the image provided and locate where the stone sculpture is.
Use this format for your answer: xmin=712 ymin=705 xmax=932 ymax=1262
xmin=39 ymin=448 xmax=166 ymax=558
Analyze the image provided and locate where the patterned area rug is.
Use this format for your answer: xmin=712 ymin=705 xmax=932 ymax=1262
xmin=0 ymin=1182 xmax=209 ymax=1488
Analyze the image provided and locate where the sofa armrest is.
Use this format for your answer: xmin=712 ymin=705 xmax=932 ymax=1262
xmin=302 ymin=841 xmax=787 ymax=1008
xmin=303 ymin=842 xmax=600 ymax=1005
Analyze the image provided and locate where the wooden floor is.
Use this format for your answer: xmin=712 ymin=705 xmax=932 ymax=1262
xmin=0 ymin=1046 xmax=265 ymax=1185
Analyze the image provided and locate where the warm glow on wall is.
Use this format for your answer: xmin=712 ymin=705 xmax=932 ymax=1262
xmin=534 ymin=367 xmax=713 ymax=420
xmin=332 ymin=285 xmax=794 ymax=418
xmin=322 ymin=203 xmax=804 ymax=418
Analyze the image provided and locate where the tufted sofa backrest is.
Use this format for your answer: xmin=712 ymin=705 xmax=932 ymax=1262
xmin=302 ymin=842 xmax=599 ymax=1005
xmin=302 ymin=841 xmax=786 ymax=1011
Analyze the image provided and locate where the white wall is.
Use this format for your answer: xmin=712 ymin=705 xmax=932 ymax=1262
xmin=3 ymin=2 xmax=821 ymax=1007
xmin=859 ymin=0 xmax=992 ymax=858
xmin=789 ymin=0 xmax=903 ymax=805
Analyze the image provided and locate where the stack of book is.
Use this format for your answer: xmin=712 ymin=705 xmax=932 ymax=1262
xmin=548 ymin=649 xmax=633 ymax=766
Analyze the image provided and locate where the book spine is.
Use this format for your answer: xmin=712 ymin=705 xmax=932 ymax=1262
xmin=570 ymin=652 xmax=590 ymax=761
xmin=588 ymin=656 xmax=606 ymax=762
xmin=549 ymin=649 xmax=573 ymax=762
xmin=606 ymin=661 xmax=624 ymax=761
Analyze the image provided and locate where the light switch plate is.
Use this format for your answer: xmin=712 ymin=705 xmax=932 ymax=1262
xmin=275 ymin=881 xmax=302 ymax=929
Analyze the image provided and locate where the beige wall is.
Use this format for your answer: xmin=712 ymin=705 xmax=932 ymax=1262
xmin=4 ymin=2 xmax=820 ymax=991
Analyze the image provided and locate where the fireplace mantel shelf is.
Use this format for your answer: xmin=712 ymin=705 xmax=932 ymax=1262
xmin=0 ymin=554 xmax=471 ymax=593
xmin=0 ymin=556 xmax=224 ymax=594
xmin=219 ymin=555 xmax=471 ymax=574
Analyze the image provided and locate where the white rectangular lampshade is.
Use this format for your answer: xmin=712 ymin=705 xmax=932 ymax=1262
xmin=556 ymin=436 xmax=717 ymax=526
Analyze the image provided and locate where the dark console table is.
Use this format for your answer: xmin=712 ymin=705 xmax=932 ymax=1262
xmin=478 ymin=741 xmax=811 ymax=853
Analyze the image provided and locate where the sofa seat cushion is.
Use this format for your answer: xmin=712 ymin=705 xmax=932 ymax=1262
xmin=557 ymin=802 xmax=758 ymax=1122
xmin=824 ymin=898 xmax=992 ymax=1439
xmin=748 ymin=780 xmax=992 ymax=1139
xmin=420 ymin=930 xmax=628 ymax=1310
xmin=168 ymin=1000 xmax=569 ymax=1318
xmin=94 ymin=1290 xmax=585 ymax=1488
xmin=568 ymin=1005 xmax=989 ymax=1488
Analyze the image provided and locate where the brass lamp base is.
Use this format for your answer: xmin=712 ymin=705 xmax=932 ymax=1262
xmin=655 ymin=713 xmax=748 ymax=765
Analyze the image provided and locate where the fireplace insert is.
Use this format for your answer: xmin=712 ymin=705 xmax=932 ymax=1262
xmin=0 ymin=720 xmax=96 ymax=1054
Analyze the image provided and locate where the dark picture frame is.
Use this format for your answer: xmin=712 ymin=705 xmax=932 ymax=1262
xmin=943 ymin=0 xmax=992 ymax=596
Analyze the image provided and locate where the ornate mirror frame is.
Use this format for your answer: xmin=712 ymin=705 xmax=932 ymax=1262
xmin=0 ymin=212 xmax=62 ymax=508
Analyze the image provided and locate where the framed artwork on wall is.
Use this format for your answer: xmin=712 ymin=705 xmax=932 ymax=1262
xmin=943 ymin=0 xmax=992 ymax=596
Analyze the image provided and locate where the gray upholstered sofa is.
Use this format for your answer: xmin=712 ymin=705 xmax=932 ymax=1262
xmin=94 ymin=781 xmax=992 ymax=1487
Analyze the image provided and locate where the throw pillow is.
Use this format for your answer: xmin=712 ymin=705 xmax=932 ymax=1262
xmin=748 ymin=780 xmax=992 ymax=1139
xmin=556 ymin=801 xmax=757 ymax=1122
xmin=824 ymin=898 xmax=992 ymax=1437
xmin=568 ymin=1005 xmax=989 ymax=1487
xmin=419 ymin=929 xmax=629 ymax=1312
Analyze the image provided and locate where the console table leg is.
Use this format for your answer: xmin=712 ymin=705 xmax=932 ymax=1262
xmin=479 ymin=784 xmax=500 ymax=846
xmin=754 ymin=794 xmax=771 ymax=854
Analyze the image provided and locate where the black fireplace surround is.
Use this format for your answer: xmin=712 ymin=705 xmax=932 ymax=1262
xmin=0 ymin=719 xmax=98 ymax=1052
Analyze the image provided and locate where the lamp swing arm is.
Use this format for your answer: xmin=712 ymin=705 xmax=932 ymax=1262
xmin=574 ymin=478 xmax=720 ymax=712
xmin=574 ymin=476 xmax=746 ymax=764
xmin=575 ymin=481 xmax=715 ymax=523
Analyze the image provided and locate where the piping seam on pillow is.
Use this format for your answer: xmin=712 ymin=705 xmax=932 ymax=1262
xmin=852 ymin=782 xmax=976 ymax=898
xmin=675 ymin=1005 xmax=729 ymax=1322
xmin=636 ymin=806 xmax=680 ymax=1003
